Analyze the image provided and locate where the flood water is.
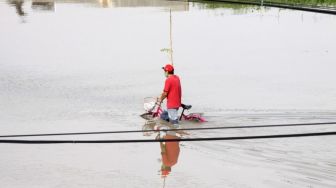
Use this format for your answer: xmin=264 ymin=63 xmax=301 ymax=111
xmin=1 ymin=0 xmax=336 ymax=187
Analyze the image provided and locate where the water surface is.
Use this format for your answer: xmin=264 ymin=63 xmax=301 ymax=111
xmin=1 ymin=0 xmax=336 ymax=187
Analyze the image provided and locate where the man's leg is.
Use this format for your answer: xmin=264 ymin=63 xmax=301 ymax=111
xmin=167 ymin=108 xmax=179 ymax=128
xmin=160 ymin=110 xmax=169 ymax=122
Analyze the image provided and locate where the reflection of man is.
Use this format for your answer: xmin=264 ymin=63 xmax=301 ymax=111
xmin=154 ymin=124 xmax=181 ymax=178
xmin=158 ymin=64 xmax=182 ymax=128
xmin=160 ymin=133 xmax=180 ymax=177
xmin=142 ymin=121 xmax=185 ymax=178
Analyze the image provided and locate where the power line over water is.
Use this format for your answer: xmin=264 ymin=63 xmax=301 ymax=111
xmin=0 ymin=122 xmax=335 ymax=138
xmin=1 ymin=131 xmax=335 ymax=144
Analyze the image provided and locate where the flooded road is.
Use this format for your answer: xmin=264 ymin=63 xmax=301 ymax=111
xmin=1 ymin=0 xmax=336 ymax=187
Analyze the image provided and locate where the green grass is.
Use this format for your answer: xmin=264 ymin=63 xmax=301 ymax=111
xmin=195 ymin=0 xmax=336 ymax=8
xmin=268 ymin=0 xmax=336 ymax=6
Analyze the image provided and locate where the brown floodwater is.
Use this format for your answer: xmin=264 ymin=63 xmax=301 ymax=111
xmin=1 ymin=0 xmax=336 ymax=187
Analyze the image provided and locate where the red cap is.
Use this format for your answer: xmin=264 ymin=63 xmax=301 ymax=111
xmin=162 ymin=64 xmax=174 ymax=72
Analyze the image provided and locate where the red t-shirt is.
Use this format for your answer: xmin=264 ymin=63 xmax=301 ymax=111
xmin=161 ymin=135 xmax=180 ymax=167
xmin=164 ymin=75 xmax=182 ymax=109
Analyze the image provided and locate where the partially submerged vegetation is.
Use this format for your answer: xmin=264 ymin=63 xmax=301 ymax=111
xmin=195 ymin=0 xmax=336 ymax=8
xmin=192 ymin=0 xmax=261 ymax=14
xmin=268 ymin=0 xmax=336 ymax=7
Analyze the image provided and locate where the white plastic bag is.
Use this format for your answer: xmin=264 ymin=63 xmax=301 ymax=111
xmin=144 ymin=97 xmax=157 ymax=112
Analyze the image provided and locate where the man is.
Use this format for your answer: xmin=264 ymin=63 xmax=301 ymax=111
xmin=158 ymin=64 xmax=182 ymax=127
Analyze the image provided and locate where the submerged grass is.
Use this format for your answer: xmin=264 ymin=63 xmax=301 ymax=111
xmin=195 ymin=0 xmax=336 ymax=8
xmin=269 ymin=0 xmax=336 ymax=6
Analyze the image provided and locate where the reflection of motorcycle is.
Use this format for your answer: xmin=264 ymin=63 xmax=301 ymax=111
xmin=142 ymin=122 xmax=181 ymax=178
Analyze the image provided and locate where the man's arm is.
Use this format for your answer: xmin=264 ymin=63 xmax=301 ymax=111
xmin=158 ymin=92 xmax=168 ymax=104
xmin=159 ymin=78 xmax=170 ymax=104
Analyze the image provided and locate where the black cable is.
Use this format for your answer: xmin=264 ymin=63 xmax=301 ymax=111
xmin=0 ymin=131 xmax=335 ymax=144
xmin=0 ymin=122 xmax=335 ymax=138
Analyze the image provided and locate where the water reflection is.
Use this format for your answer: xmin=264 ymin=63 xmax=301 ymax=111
xmin=32 ymin=0 xmax=54 ymax=11
xmin=142 ymin=120 xmax=185 ymax=178
xmin=110 ymin=0 xmax=189 ymax=10
xmin=5 ymin=0 xmax=190 ymax=19
xmin=7 ymin=0 xmax=189 ymax=10
xmin=6 ymin=0 xmax=278 ymax=18
xmin=98 ymin=0 xmax=111 ymax=8
xmin=7 ymin=0 xmax=26 ymax=16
